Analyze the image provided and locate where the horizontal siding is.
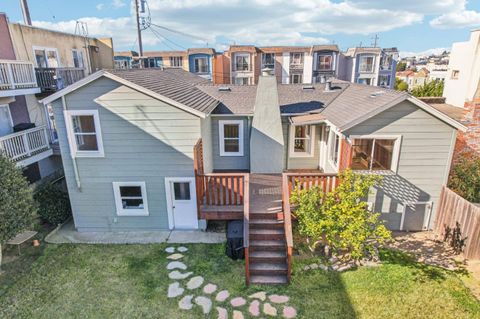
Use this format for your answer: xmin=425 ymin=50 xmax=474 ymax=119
xmin=53 ymin=77 xmax=201 ymax=231
xmin=211 ymin=116 xmax=250 ymax=171
xmin=346 ymin=101 xmax=455 ymax=231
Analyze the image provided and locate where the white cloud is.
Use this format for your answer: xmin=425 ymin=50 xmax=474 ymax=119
xmin=431 ymin=10 xmax=480 ymax=29
xmin=28 ymin=0 xmax=478 ymax=51
xmin=96 ymin=3 xmax=104 ymax=11
xmin=111 ymin=0 xmax=126 ymax=9
xmin=399 ymin=47 xmax=450 ymax=58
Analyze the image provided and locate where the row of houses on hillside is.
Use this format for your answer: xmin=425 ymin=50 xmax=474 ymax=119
xmin=0 ymin=13 xmax=114 ymax=184
xmin=114 ymin=45 xmax=398 ymax=88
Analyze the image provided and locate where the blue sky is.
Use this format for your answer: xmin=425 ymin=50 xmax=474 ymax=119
xmin=3 ymin=0 xmax=480 ymax=56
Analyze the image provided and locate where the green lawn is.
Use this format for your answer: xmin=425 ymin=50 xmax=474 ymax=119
xmin=0 ymin=243 xmax=479 ymax=319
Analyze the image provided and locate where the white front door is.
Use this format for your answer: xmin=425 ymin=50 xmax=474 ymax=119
xmin=165 ymin=177 xmax=198 ymax=230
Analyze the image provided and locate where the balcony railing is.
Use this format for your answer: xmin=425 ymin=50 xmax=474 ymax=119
xmin=0 ymin=60 xmax=38 ymax=91
xmin=0 ymin=126 xmax=51 ymax=162
xmin=35 ymin=67 xmax=85 ymax=92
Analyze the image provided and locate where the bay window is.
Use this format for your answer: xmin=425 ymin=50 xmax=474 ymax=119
xmin=317 ymin=55 xmax=333 ymax=70
xmin=359 ymin=55 xmax=374 ymax=73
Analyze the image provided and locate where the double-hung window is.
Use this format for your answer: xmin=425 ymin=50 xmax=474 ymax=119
xmin=34 ymin=47 xmax=59 ymax=68
xmin=261 ymin=53 xmax=275 ymax=69
xmin=290 ymin=53 xmax=304 ymax=66
xmin=72 ymin=49 xmax=84 ymax=68
xmin=328 ymin=129 xmax=340 ymax=167
xmin=65 ymin=110 xmax=104 ymax=157
xmin=289 ymin=125 xmax=314 ymax=157
xmin=219 ymin=120 xmax=244 ymax=156
xmin=235 ymin=54 xmax=250 ymax=71
xmin=113 ymin=182 xmax=149 ymax=216
xmin=351 ymin=137 xmax=400 ymax=171
xmin=318 ymin=55 xmax=332 ymax=70
xmin=194 ymin=57 xmax=209 ymax=73
xmin=359 ymin=55 xmax=374 ymax=73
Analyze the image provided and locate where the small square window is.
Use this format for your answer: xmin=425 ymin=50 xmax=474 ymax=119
xmin=174 ymin=182 xmax=191 ymax=200
xmin=113 ymin=182 xmax=149 ymax=216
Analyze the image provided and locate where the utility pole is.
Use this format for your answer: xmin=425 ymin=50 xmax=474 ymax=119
xmin=135 ymin=0 xmax=143 ymax=57
xmin=371 ymin=34 xmax=379 ymax=48
xmin=19 ymin=0 xmax=32 ymax=26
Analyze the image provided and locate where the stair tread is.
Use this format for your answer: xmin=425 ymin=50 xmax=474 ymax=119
xmin=250 ymin=275 xmax=288 ymax=284
xmin=250 ymin=240 xmax=286 ymax=246
xmin=250 ymin=219 xmax=284 ymax=224
xmin=250 ymin=229 xmax=284 ymax=234
xmin=250 ymin=251 xmax=287 ymax=258
xmin=250 ymin=262 xmax=288 ymax=271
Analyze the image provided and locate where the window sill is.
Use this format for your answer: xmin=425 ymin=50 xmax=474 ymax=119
xmin=220 ymin=152 xmax=244 ymax=157
xmin=116 ymin=210 xmax=149 ymax=217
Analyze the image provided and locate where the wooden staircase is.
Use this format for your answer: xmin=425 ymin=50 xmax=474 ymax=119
xmin=245 ymin=175 xmax=289 ymax=285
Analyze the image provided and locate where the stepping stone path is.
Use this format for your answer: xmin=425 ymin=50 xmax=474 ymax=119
xmin=217 ymin=307 xmax=228 ymax=319
xmin=230 ymin=297 xmax=247 ymax=307
xmin=167 ymin=282 xmax=184 ymax=298
xmin=165 ymin=247 xmax=175 ymax=253
xmin=194 ymin=296 xmax=212 ymax=314
xmin=249 ymin=300 xmax=261 ymax=316
xmin=269 ymin=295 xmax=289 ymax=304
xmin=186 ymin=276 xmax=204 ymax=290
xmin=216 ymin=290 xmax=230 ymax=302
xmin=167 ymin=261 xmax=187 ymax=270
xmin=179 ymin=295 xmax=193 ymax=310
xmin=249 ymin=291 xmax=267 ymax=301
xmin=203 ymin=283 xmax=217 ymax=294
xmin=166 ymin=253 xmax=184 ymax=260
xmin=263 ymin=302 xmax=278 ymax=316
xmin=164 ymin=246 xmax=297 ymax=318
xmin=168 ymin=270 xmax=193 ymax=280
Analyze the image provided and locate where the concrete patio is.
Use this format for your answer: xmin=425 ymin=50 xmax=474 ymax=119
xmin=45 ymin=219 xmax=226 ymax=244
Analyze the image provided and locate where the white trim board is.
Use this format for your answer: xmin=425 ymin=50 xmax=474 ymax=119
xmin=39 ymin=70 xmax=212 ymax=119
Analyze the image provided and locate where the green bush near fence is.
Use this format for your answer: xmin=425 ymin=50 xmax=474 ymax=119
xmin=449 ymin=153 xmax=480 ymax=203
xmin=34 ymin=183 xmax=72 ymax=225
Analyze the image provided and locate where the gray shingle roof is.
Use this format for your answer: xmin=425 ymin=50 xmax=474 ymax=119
xmin=109 ymin=68 xmax=219 ymax=114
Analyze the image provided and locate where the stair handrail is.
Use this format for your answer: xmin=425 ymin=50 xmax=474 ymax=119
xmin=243 ymin=173 xmax=250 ymax=285
xmin=281 ymin=173 xmax=294 ymax=283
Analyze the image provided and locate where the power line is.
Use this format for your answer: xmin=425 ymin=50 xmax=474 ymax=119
xmin=148 ymin=28 xmax=178 ymax=51
xmin=150 ymin=22 xmax=207 ymax=42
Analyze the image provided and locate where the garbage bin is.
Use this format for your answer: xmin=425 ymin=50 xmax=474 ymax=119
xmin=226 ymin=220 xmax=244 ymax=260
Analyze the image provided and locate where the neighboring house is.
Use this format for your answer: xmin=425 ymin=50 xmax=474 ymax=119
xmin=139 ymin=51 xmax=188 ymax=71
xmin=0 ymin=13 xmax=114 ymax=183
xmin=187 ymin=48 xmax=216 ymax=80
xmin=411 ymin=68 xmax=430 ymax=88
xmin=344 ymin=47 xmax=382 ymax=86
xmin=378 ymin=48 xmax=398 ymax=89
xmin=228 ymin=45 xmax=260 ymax=85
xmin=114 ymin=51 xmax=138 ymax=69
xmin=442 ymin=29 xmax=480 ymax=155
xmin=396 ymin=70 xmax=415 ymax=87
xmin=312 ymin=45 xmax=342 ymax=83
xmin=40 ymin=68 xmax=464 ymax=236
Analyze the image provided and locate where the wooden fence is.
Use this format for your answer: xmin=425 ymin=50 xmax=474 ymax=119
xmin=434 ymin=186 xmax=480 ymax=259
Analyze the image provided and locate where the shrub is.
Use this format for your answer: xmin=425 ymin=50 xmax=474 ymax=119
xmin=411 ymin=80 xmax=444 ymax=97
xmin=291 ymin=169 xmax=391 ymax=260
xmin=34 ymin=183 xmax=72 ymax=225
xmin=0 ymin=154 xmax=37 ymax=270
xmin=449 ymin=153 xmax=480 ymax=203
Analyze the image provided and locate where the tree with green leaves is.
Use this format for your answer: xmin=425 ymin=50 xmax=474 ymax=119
xmin=449 ymin=153 xmax=480 ymax=203
xmin=411 ymin=80 xmax=444 ymax=97
xmin=0 ymin=154 xmax=37 ymax=272
xmin=395 ymin=78 xmax=408 ymax=91
xmin=396 ymin=62 xmax=407 ymax=72
xmin=291 ymin=170 xmax=391 ymax=260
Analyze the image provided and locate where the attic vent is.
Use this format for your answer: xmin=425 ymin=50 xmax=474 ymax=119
xmin=302 ymin=85 xmax=314 ymax=90
xmin=370 ymin=91 xmax=386 ymax=98
xmin=218 ymin=86 xmax=231 ymax=92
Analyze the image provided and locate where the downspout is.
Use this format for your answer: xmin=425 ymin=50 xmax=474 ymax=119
xmin=62 ymin=95 xmax=81 ymax=190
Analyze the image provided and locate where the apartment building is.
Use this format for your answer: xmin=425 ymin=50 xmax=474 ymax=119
xmin=227 ymin=45 xmax=260 ymax=85
xmin=0 ymin=13 xmax=114 ymax=183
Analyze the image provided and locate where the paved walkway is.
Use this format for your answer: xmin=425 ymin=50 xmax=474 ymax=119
xmin=45 ymin=219 xmax=226 ymax=244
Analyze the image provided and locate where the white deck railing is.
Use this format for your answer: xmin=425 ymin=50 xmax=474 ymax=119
xmin=0 ymin=60 xmax=38 ymax=90
xmin=0 ymin=126 xmax=51 ymax=162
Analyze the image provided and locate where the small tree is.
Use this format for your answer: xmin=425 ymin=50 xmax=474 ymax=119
xmin=0 ymin=154 xmax=37 ymax=271
xmin=394 ymin=78 xmax=408 ymax=92
xmin=449 ymin=153 xmax=480 ymax=203
xmin=291 ymin=170 xmax=391 ymax=260
xmin=396 ymin=62 xmax=407 ymax=72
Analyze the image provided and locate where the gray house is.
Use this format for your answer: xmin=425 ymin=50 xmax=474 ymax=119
xmin=41 ymin=68 xmax=465 ymax=284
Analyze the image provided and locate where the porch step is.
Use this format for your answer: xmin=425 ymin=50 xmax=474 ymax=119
xmin=250 ymin=262 xmax=288 ymax=275
xmin=250 ymin=240 xmax=286 ymax=251
xmin=250 ymin=211 xmax=284 ymax=220
xmin=250 ymin=228 xmax=285 ymax=240
xmin=250 ymin=251 xmax=287 ymax=263
xmin=250 ymin=219 xmax=284 ymax=229
xmin=250 ymin=274 xmax=288 ymax=285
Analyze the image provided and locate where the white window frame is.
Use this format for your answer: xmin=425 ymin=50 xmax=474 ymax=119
xmin=290 ymin=52 xmax=304 ymax=66
xmin=219 ymin=119 xmax=244 ymax=156
xmin=170 ymin=56 xmax=183 ymax=67
xmin=289 ymin=125 xmax=315 ymax=158
xmin=112 ymin=182 xmax=149 ymax=216
xmin=234 ymin=53 xmax=250 ymax=71
xmin=327 ymin=128 xmax=341 ymax=170
xmin=349 ymin=135 xmax=402 ymax=173
xmin=194 ymin=56 xmax=209 ymax=73
xmin=317 ymin=54 xmax=333 ymax=71
xmin=358 ymin=55 xmax=375 ymax=73
xmin=71 ymin=49 xmax=84 ymax=68
xmin=64 ymin=109 xmax=104 ymax=158
xmin=32 ymin=46 xmax=60 ymax=68
xmin=290 ymin=74 xmax=303 ymax=84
